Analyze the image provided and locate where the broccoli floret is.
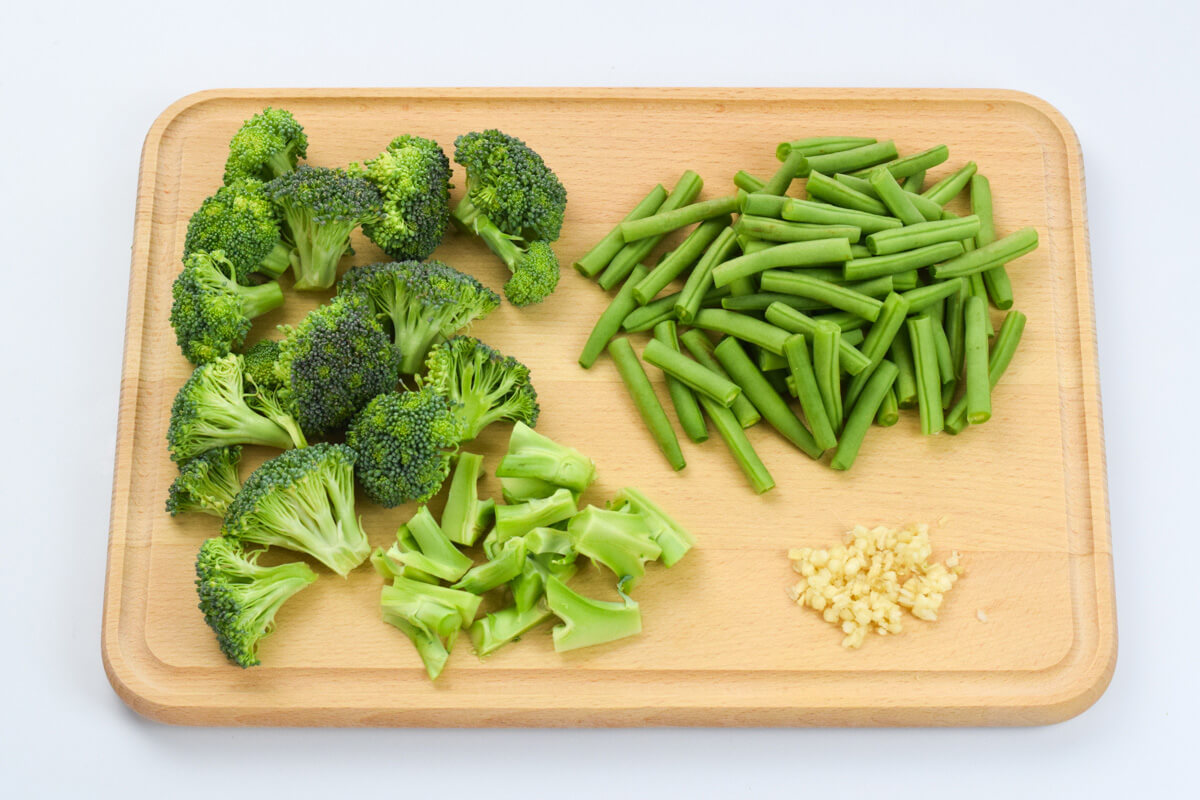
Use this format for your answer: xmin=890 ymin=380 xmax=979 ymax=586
xmin=350 ymin=135 xmax=452 ymax=261
xmin=452 ymin=129 xmax=566 ymax=242
xmin=166 ymin=446 xmax=242 ymax=517
xmin=264 ymin=165 xmax=383 ymax=290
xmin=545 ymin=575 xmax=641 ymax=653
xmin=274 ymin=294 xmax=401 ymax=436
xmin=167 ymin=354 xmax=307 ymax=462
xmin=223 ymin=107 xmax=308 ymax=184
xmin=195 ymin=536 xmax=317 ymax=667
xmin=222 ymin=443 xmax=370 ymax=576
xmin=183 ymin=179 xmax=294 ymax=283
xmin=344 ymin=387 xmax=466 ymax=507
xmin=381 ymin=506 xmax=473 ymax=583
xmin=452 ymin=204 xmax=561 ymax=307
xmin=567 ymin=506 xmax=662 ymax=589
xmin=495 ymin=421 xmax=596 ymax=494
xmin=492 ymin=487 xmax=577 ymax=541
xmin=439 ymin=452 xmax=495 ymax=546
xmin=338 ymin=261 xmax=500 ymax=374
xmin=421 ymin=336 xmax=539 ymax=438
xmin=609 ymin=487 xmax=694 ymax=567
xmin=242 ymin=338 xmax=282 ymax=390
xmin=381 ymin=575 xmax=482 ymax=680
xmin=170 ymin=251 xmax=285 ymax=365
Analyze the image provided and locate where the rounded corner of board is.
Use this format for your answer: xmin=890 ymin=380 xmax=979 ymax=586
xmin=1033 ymin=623 xmax=1119 ymax=726
xmin=141 ymin=89 xmax=230 ymax=152
xmin=988 ymin=89 xmax=1085 ymax=162
xmin=101 ymin=627 xmax=193 ymax=727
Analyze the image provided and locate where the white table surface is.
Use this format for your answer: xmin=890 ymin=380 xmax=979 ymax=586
xmin=3 ymin=0 xmax=1196 ymax=795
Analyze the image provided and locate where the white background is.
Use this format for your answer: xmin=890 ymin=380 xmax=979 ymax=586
xmin=2 ymin=0 xmax=1197 ymax=795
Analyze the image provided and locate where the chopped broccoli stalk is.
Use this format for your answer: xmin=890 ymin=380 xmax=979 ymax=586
xmin=610 ymin=487 xmax=695 ymax=567
xmin=440 ymin=452 xmax=494 ymax=546
xmin=338 ymin=261 xmax=499 ymax=374
xmin=242 ymin=339 xmax=282 ymax=390
xmin=170 ymin=251 xmax=285 ymax=365
xmin=493 ymin=487 xmax=578 ymax=541
xmin=167 ymin=354 xmax=306 ymax=462
xmin=222 ymin=443 xmax=370 ymax=576
xmin=369 ymin=546 xmax=402 ymax=581
xmin=194 ymin=536 xmax=317 ymax=667
xmin=522 ymin=527 xmax=576 ymax=559
xmin=546 ymin=576 xmax=642 ymax=653
xmin=166 ymin=446 xmax=242 ymax=517
xmin=223 ymin=107 xmax=308 ymax=183
xmin=422 ymin=336 xmax=540 ymax=438
xmin=452 ymin=537 xmax=526 ymax=594
xmin=183 ymin=179 xmax=296 ymax=283
xmin=264 ymin=165 xmax=383 ymax=290
xmin=452 ymin=196 xmax=561 ymax=306
xmin=567 ymin=506 xmax=663 ymax=588
xmin=350 ymin=135 xmax=452 ymax=261
xmin=512 ymin=553 xmax=579 ymax=613
xmin=496 ymin=421 xmax=596 ymax=494
xmin=500 ymin=475 xmax=562 ymax=504
xmin=384 ymin=507 xmax=473 ymax=583
xmin=381 ymin=575 xmax=482 ymax=680
xmin=376 ymin=526 xmax=438 ymax=584
xmin=469 ymin=601 xmax=553 ymax=657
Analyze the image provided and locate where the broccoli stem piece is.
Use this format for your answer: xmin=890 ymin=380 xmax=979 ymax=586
xmin=567 ymin=507 xmax=662 ymax=588
xmin=609 ymin=487 xmax=695 ymax=568
xmin=258 ymin=241 xmax=294 ymax=278
xmin=469 ymin=601 xmax=554 ymax=657
xmin=452 ymin=537 xmax=526 ymax=594
xmin=381 ymin=576 xmax=482 ymax=680
xmin=546 ymin=576 xmax=642 ymax=653
xmin=285 ymin=212 xmax=357 ymax=290
xmin=387 ymin=507 xmax=474 ymax=582
xmin=511 ymin=552 xmax=579 ymax=613
xmin=500 ymin=475 xmax=563 ymax=504
xmin=440 ymin=452 xmax=495 ymax=546
xmin=453 ymin=195 xmax=524 ymax=269
xmin=495 ymin=421 xmax=596 ymax=494
xmin=493 ymin=487 xmax=578 ymax=541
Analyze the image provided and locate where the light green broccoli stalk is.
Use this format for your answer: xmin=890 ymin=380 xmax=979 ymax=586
xmin=438 ymin=452 xmax=495 ymax=547
xmin=381 ymin=507 xmax=473 ymax=583
xmin=567 ymin=506 xmax=662 ymax=589
xmin=381 ymin=575 xmax=482 ymax=680
xmin=492 ymin=487 xmax=577 ymax=541
xmin=495 ymin=421 xmax=595 ymax=494
xmin=545 ymin=575 xmax=641 ymax=653
xmin=609 ymin=487 xmax=695 ymax=568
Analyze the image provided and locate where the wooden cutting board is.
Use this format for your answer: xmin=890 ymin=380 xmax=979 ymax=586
xmin=101 ymin=88 xmax=1114 ymax=726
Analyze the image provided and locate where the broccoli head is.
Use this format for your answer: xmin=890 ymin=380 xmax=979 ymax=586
xmin=274 ymin=294 xmax=401 ymax=436
xmin=195 ymin=536 xmax=317 ymax=667
xmin=183 ymin=178 xmax=294 ymax=283
xmin=223 ymin=107 xmax=308 ymax=184
xmin=170 ymin=251 xmax=285 ymax=365
xmin=338 ymin=260 xmax=500 ymax=373
xmin=167 ymin=446 xmax=242 ymax=518
xmin=421 ymin=336 xmax=539 ymax=439
xmin=242 ymin=338 xmax=282 ymax=390
xmin=167 ymin=354 xmax=307 ymax=462
xmin=351 ymin=135 xmax=452 ymax=261
xmin=222 ymin=443 xmax=370 ymax=576
xmin=452 ymin=129 xmax=566 ymax=242
xmin=264 ymin=165 xmax=383 ymax=290
xmin=345 ymin=387 xmax=466 ymax=508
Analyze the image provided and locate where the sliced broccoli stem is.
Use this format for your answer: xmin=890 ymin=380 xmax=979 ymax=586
xmin=512 ymin=554 xmax=578 ymax=613
xmin=610 ymin=487 xmax=695 ymax=568
xmin=387 ymin=507 xmax=474 ymax=582
xmin=265 ymin=147 xmax=299 ymax=179
xmin=567 ymin=506 xmax=663 ymax=588
xmin=469 ymin=601 xmax=554 ymax=657
xmin=454 ymin=195 xmax=521 ymax=271
xmin=381 ymin=576 xmax=482 ymax=680
xmin=496 ymin=422 xmax=596 ymax=493
xmin=546 ymin=576 xmax=642 ymax=653
xmin=285 ymin=209 xmax=356 ymax=290
xmin=452 ymin=537 xmax=526 ymax=594
xmin=493 ymin=487 xmax=577 ymax=541
xmin=203 ymin=404 xmax=298 ymax=454
xmin=441 ymin=453 xmax=491 ymax=546
xmin=257 ymin=241 xmax=295 ymax=278
xmin=235 ymin=280 xmax=285 ymax=319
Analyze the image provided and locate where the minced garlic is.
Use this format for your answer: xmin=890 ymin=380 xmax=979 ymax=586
xmin=786 ymin=523 xmax=963 ymax=649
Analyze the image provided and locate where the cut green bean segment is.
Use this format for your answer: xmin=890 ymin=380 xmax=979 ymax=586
xmin=714 ymin=337 xmax=823 ymax=458
xmin=966 ymin=272 xmax=995 ymax=335
xmin=907 ymin=315 xmax=945 ymax=435
xmin=757 ymin=348 xmax=788 ymax=372
xmin=575 ymin=184 xmax=668 ymax=278
xmin=712 ymin=238 xmax=853 ymax=288
xmin=813 ymin=310 xmax=871 ymax=332
xmin=870 ymin=167 xmax=925 ymax=225
xmin=653 ymin=321 xmax=708 ymax=443
xmin=865 ymin=215 xmax=981 ymax=256
xmin=812 ymin=322 xmax=843 ymax=431
xmin=643 ymin=338 xmax=742 ymax=407
xmin=734 ymin=171 xmax=766 ymax=193
xmin=692 ymin=309 xmax=791 ymax=355
xmin=741 ymin=193 xmax=789 ymax=218
xmin=759 ymin=271 xmax=883 ymax=321
xmin=844 ymin=292 xmax=911 ymax=409
xmin=849 ymin=244 xmax=872 ymax=259
xmin=781 ymin=198 xmax=903 ymax=233
xmin=835 ymin=173 xmax=941 ymax=220
xmin=776 ymin=136 xmax=877 ymax=161
xmin=761 ymin=150 xmax=808 ymax=195
xmin=944 ymin=278 xmax=969 ymax=380
xmin=969 ymin=174 xmax=1014 ymax=308
xmin=876 ymin=387 xmax=899 ymax=427
xmin=831 ymin=360 xmax=899 ymax=470
xmin=736 ymin=215 xmax=861 ymax=244
xmin=696 ymin=394 xmax=775 ymax=493
xmin=900 ymin=277 xmax=967 ymax=313
xmin=607 ymin=337 xmax=685 ymax=471
xmin=903 ymin=170 xmax=925 ymax=193
xmin=782 ymin=334 xmax=837 ymax=450
xmin=930 ymin=227 xmax=1039 ymax=279
xmin=579 ymin=265 xmax=649 ymax=369
xmin=905 ymin=189 xmax=946 ymax=221
xmin=930 ymin=315 xmax=955 ymax=389
xmin=805 ymin=171 xmax=891 ymax=216
xmin=679 ymin=329 xmax=761 ymax=429
xmin=632 ymin=216 xmax=729 ymax=304
xmin=922 ymin=161 xmax=978 ymax=205
xmin=843 ymin=240 xmax=965 ymax=280
xmin=946 ymin=310 xmax=1026 ymax=434
xmin=799 ymin=140 xmax=898 ymax=178
xmin=723 ymin=292 xmax=827 ymax=313
xmin=834 ymin=172 xmax=881 ymax=199
xmin=620 ymin=194 xmax=739 ymax=242
xmin=889 ymin=333 xmax=918 ymax=408
xmin=674 ymin=227 xmax=739 ymax=323
xmin=962 ymin=295 xmax=991 ymax=424
xmin=850 ymin=144 xmax=950 ymax=180
xmin=599 ymin=171 xmax=703 ymax=289
xmin=763 ymin=303 xmax=871 ymax=374
xmin=892 ymin=269 xmax=919 ymax=291
xmin=842 ymin=328 xmax=865 ymax=347
xmin=622 ymin=285 xmax=728 ymax=333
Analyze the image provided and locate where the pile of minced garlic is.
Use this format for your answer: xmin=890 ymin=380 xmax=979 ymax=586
xmin=787 ymin=523 xmax=963 ymax=648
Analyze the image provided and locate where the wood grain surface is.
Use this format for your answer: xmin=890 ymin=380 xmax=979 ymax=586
xmin=101 ymin=88 xmax=1114 ymax=726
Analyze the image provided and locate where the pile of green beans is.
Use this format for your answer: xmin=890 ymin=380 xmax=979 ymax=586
xmin=574 ymin=137 xmax=1037 ymax=489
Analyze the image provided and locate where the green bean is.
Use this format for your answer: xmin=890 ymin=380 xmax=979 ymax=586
xmin=740 ymin=192 xmax=788 ymax=218
xmin=607 ymin=337 xmax=685 ymax=470
xmin=892 ymin=270 xmax=919 ymax=291
xmin=870 ymin=167 xmax=925 ymax=225
xmin=831 ymin=361 xmax=899 ymax=470
xmin=714 ymin=337 xmax=823 ymax=458
xmin=900 ymin=277 xmax=968 ymax=314
xmin=696 ymin=394 xmax=774 ymax=493
xmin=850 ymin=144 xmax=950 ymax=180
xmin=759 ymin=271 xmax=884 ymax=321
xmin=712 ymin=238 xmax=852 ymax=289
xmin=849 ymin=244 xmax=872 ymax=259
xmin=907 ymin=316 xmax=944 ymax=435
xmin=833 ymin=172 xmax=881 ymax=199
xmin=736 ymin=215 xmax=861 ymax=244
xmin=833 ymin=174 xmax=943 ymax=221
xmin=652 ymin=322 xmax=708 ymax=443
xmin=875 ymin=387 xmax=900 ymax=427
xmin=692 ymin=309 xmax=791 ymax=355
xmin=675 ymin=227 xmax=739 ymax=323
xmin=599 ymin=171 xmax=703 ymax=289
xmin=813 ymin=311 xmax=871 ymax=332
xmin=842 ymin=241 xmax=965 ymax=281
xmin=620 ymin=194 xmax=740 ymax=242
xmin=782 ymin=334 xmax=837 ymax=450
xmin=679 ymin=330 xmax=761 ymax=429
xmin=922 ymin=162 xmax=978 ymax=206
xmin=799 ymin=141 xmax=898 ymax=178
xmin=906 ymin=190 xmax=946 ymax=221
xmin=734 ymin=171 xmax=766 ymax=193
xmin=643 ymin=338 xmax=742 ymax=407
xmin=579 ymin=265 xmax=649 ymax=369
xmin=574 ymin=185 xmax=668 ymax=278
xmin=930 ymin=315 xmax=955 ymax=395
xmin=945 ymin=310 xmax=1026 ymax=434
xmin=929 ymin=227 xmax=1039 ymax=280
xmin=969 ymin=174 xmax=1015 ymax=310
xmin=622 ymin=286 xmax=728 ymax=332
xmin=842 ymin=328 xmax=865 ymax=347
xmin=902 ymin=170 xmax=926 ymax=193
xmin=723 ymin=292 xmax=826 ymax=313
xmin=889 ymin=333 xmax=918 ymax=408
xmin=764 ymin=303 xmax=871 ymax=374
xmin=632 ymin=216 xmax=729 ymax=304
xmin=761 ymin=150 xmax=808 ymax=195
xmin=944 ymin=278 xmax=969 ymax=380
xmin=812 ymin=322 xmax=843 ymax=430
xmin=844 ymin=292 xmax=911 ymax=409
xmin=805 ymin=171 xmax=890 ymax=215
xmin=865 ymin=215 xmax=981 ymax=256
xmin=966 ymin=272 xmax=994 ymax=335
xmin=757 ymin=348 xmax=788 ymax=372
xmin=776 ymin=136 xmax=877 ymax=161
xmin=962 ymin=296 xmax=991 ymax=425
xmin=781 ymin=197 xmax=903 ymax=233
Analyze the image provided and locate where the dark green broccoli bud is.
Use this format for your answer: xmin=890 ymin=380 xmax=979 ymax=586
xmin=274 ymin=294 xmax=401 ymax=436
xmin=453 ymin=129 xmax=566 ymax=242
xmin=222 ymin=443 xmax=370 ymax=576
xmin=223 ymin=107 xmax=308 ymax=184
xmin=381 ymin=575 xmax=482 ymax=680
xmin=183 ymin=178 xmax=294 ymax=283
xmin=195 ymin=536 xmax=317 ymax=667
xmin=495 ymin=421 xmax=596 ymax=494
xmin=421 ymin=336 xmax=539 ymax=439
xmin=337 ymin=261 xmax=499 ymax=373
xmin=451 ymin=200 xmax=561 ymax=306
xmin=170 ymin=251 xmax=285 ymax=365
xmin=264 ymin=165 xmax=384 ymax=290
xmin=345 ymin=387 xmax=467 ymax=508
xmin=167 ymin=446 xmax=242 ymax=517
xmin=167 ymin=354 xmax=307 ymax=462
xmin=350 ymin=135 xmax=452 ymax=261
xmin=242 ymin=339 xmax=282 ymax=390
